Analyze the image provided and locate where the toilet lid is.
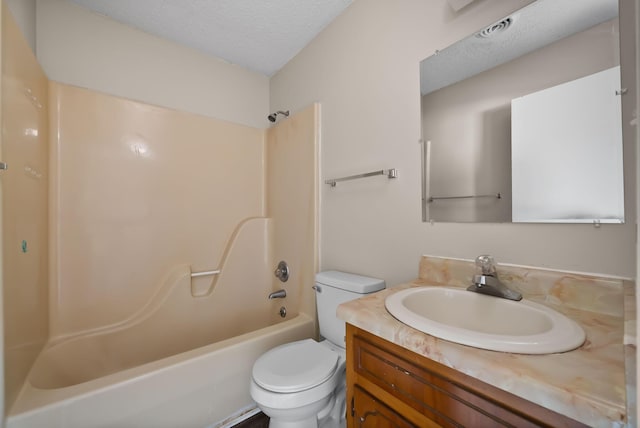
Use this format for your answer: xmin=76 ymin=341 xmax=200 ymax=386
xmin=252 ymin=339 xmax=339 ymax=393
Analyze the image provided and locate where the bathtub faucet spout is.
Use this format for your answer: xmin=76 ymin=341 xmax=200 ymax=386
xmin=268 ymin=289 xmax=286 ymax=299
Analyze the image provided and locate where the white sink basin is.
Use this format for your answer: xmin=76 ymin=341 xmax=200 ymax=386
xmin=385 ymin=287 xmax=585 ymax=354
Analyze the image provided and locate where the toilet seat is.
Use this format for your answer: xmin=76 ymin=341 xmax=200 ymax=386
xmin=252 ymin=339 xmax=339 ymax=393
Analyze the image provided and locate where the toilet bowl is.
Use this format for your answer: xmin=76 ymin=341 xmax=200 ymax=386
xmin=250 ymin=271 xmax=385 ymax=428
xmin=250 ymin=339 xmax=345 ymax=428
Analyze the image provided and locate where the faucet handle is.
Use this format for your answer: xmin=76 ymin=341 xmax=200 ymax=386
xmin=475 ymin=255 xmax=497 ymax=276
xmin=274 ymin=261 xmax=289 ymax=282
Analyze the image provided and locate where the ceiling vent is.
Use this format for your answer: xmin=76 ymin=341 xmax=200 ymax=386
xmin=476 ymin=17 xmax=513 ymax=38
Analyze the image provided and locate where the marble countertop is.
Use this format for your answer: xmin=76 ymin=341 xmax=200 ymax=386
xmin=337 ymin=261 xmax=632 ymax=427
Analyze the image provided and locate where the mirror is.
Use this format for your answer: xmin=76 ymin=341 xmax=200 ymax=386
xmin=420 ymin=0 xmax=624 ymax=223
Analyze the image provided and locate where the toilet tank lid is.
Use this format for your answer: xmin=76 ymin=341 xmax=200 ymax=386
xmin=315 ymin=271 xmax=385 ymax=294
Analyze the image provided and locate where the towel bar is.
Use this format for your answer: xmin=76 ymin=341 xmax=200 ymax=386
xmin=325 ymin=168 xmax=397 ymax=187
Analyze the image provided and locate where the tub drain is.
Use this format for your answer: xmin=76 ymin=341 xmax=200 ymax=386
xmin=279 ymin=306 xmax=287 ymax=318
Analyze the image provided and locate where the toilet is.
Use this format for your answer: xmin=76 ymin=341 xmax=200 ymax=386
xmin=250 ymin=271 xmax=385 ymax=428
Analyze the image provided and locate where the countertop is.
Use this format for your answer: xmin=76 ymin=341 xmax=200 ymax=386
xmin=337 ymin=256 xmax=634 ymax=427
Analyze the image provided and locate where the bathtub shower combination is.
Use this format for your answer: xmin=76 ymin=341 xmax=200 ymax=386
xmin=4 ymin=4 xmax=319 ymax=422
xmin=5 ymin=80 xmax=319 ymax=428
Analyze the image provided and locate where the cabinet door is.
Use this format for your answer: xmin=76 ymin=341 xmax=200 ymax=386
xmin=352 ymin=386 xmax=420 ymax=428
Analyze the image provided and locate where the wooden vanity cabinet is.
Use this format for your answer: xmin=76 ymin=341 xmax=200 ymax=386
xmin=346 ymin=324 xmax=588 ymax=428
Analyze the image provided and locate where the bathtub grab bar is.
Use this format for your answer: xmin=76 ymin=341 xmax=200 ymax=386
xmin=189 ymin=268 xmax=221 ymax=298
xmin=190 ymin=269 xmax=221 ymax=278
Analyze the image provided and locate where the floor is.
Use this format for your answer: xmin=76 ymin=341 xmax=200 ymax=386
xmin=232 ymin=411 xmax=269 ymax=428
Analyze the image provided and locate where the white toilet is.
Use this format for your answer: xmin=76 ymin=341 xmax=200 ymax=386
xmin=250 ymin=271 xmax=385 ymax=428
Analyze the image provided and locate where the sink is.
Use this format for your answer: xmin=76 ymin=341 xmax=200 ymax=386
xmin=385 ymin=286 xmax=585 ymax=354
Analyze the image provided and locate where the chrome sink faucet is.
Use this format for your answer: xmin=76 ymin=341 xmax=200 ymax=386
xmin=467 ymin=255 xmax=522 ymax=301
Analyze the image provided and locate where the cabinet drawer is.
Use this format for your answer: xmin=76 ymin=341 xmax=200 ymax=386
xmin=353 ymin=386 xmax=416 ymax=428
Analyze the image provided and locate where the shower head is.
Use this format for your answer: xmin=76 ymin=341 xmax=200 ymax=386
xmin=268 ymin=110 xmax=290 ymax=123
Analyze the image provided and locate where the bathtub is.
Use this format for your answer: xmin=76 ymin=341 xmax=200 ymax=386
xmin=7 ymin=313 xmax=314 ymax=428
xmin=6 ymin=259 xmax=315 ymax=427
xmin=7 ymin=217 xmax=317 ymax=428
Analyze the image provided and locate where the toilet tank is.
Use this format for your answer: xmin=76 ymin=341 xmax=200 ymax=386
xmin=315 ymin=271 xmax=385 ymax=349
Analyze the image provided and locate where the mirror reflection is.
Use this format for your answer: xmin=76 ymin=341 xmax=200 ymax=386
xmin=420 ymin=0 xmax=624 ymax=223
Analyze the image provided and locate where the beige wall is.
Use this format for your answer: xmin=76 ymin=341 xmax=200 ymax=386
xmin=422 ymin=19 xmax=619 ymax=223
xmin=34 ymin=0 xmax=636 ymax=282
xmin=35 ymin=0 xmax=269 ymax=129
xmin=1 ymin=2 xmax=49 ymax=410
xmin=271 ymin=0 xmax=637 ymax=282
xmin=50 ymin=83 xmax=266 ymax=337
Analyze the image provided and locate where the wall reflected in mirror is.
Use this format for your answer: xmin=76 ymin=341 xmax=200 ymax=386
xmin=420 ymin=0 xmax=624 ymax=223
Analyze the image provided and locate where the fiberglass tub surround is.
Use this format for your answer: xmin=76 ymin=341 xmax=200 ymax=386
xmin=1 ymin=3 xmax=50 ymax=411
xmin=6 ymin=78 xmax=320 ymax=428
xmin=30 ymin=235 xmax=282 ymax=391
xmin=337 ymin=255 xmax=632 ymax=427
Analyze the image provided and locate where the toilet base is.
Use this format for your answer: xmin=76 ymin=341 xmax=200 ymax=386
xmin=262 ymin=394 xmax=331 ymax=428
xmin=319 ymin=415 xmax=346 ymax=428
xmin=268 ymin=415 xmax=345 ymax=428
xmin=266 ymin=388 xmax=346 ymax=428
xmin=268 ymin=417 xmax=317 ymax=428
xmin=269 ymin=418 xmax=347 ymax=428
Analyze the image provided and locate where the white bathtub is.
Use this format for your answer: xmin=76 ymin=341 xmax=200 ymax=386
xmin=8 ymin=219 xmax=316 ymax=428
xmin=7 ymin=313 xmax=314 ymax=428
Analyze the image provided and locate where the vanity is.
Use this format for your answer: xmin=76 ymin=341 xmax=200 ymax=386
xmin=337 ymin=256 xmax=636 ymax=427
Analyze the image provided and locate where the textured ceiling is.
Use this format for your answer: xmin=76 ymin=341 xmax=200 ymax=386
xmin=70 ymin=0 xmax=353 ymax=77
xmin=421 ymin=0 xmax=618 ymax=94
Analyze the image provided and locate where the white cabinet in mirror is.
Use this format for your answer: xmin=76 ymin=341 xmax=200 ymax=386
xmin=511 ymin=66 xmax=624 ymax=223
xmin=419 ymin=0 xmax=625 ymax=224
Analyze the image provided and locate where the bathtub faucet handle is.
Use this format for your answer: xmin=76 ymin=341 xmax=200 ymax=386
xmin=274 ymin=261 xmax=289 ymax=282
